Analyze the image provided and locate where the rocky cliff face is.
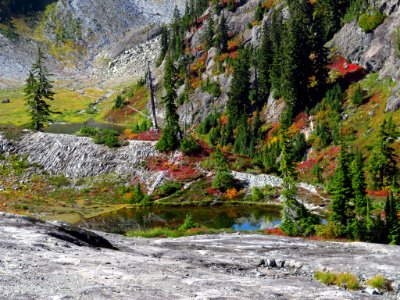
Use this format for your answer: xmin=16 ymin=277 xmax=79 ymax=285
xmin=331 ymin=0 xmax=400 ymax=111
xmin=0 ymin=132 xmax=159 ymax=178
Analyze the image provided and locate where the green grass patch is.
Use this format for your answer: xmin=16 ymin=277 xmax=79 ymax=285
xmin=367 ymin=274 xmax=392 ymax=290
xmin=0 ymin=87 xmax=113 ymax=126
xmin=315 ymin=271 xmax=360 ymax=290
xmin=126 ymin=227 xmax=232 ymax=238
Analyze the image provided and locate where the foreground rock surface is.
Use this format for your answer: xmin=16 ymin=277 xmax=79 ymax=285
xmin=0 ymin=213 xmax=399 ymax=299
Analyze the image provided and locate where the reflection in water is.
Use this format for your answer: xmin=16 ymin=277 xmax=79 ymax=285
xmin=45 ymin=119 xmax=126 ymax=135
xmin=79 ymin=206 xmax=282 ymax=234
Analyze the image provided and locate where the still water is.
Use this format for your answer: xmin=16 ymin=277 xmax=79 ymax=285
xmin=45 ymin=119 xmax=126 ymax=135
xmin=79 ymin=206 xmax=282 ymax=234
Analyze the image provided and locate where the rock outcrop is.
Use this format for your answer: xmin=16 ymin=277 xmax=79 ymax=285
xmin=331 ymin=0 xmax=400 ymax=111
xmin=0 ymin=132 xmax=159 ymax=178
xmin=1 ymin=213 xmax=399 ymax=299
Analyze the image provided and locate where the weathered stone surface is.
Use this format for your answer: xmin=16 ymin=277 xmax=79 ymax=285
xmin=0 ymin=132 xmax=159 ymax=178
xmin=1 ymin=213 xmax=399 ymax=299
xmin=264 ymin=91 xmax=286 ymax=124
xmin=386 ymin=84 xmax=400 ymax=111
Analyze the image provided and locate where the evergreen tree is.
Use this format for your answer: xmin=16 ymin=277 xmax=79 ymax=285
xmin=330 ymin=148 xmax=354 ymax=228
xmin=384 ymin=190 xmax=400 ymax=245
xmin=215 ymin=13 xmax=228 ymax=52
xmin=158 ymin=26 xmax=169 ymax=64
xmin=24 ymin=47 xmax=55 ymax=131
xmin=226 ymin=49 xmax=251 ymax=130
xmin=351 ymin=151 xmax=368 ymax=217
xmin=368 ymin=118 xmax=398 ymax=189
xmin=257 ymin=23 xmax=273 ymax=105
xmin=280 ymin=0 xmax=313 ymax=120
xmin=204 ymin=16 xmax=214 ymax=50
xmin=156 ymin=57 xmax=182 ymax=152
xmin=233 ymin=115 xmax=249 ymax=155
xmin=314 ymin=0 xmax=341 ymax=42
xmin=182 ymin=1 xmax=191 ymax=31
xmin=269 ymin=9 xmax=283 ymax=97
xmin=280 ymin=129 xmax=319 ymax=236
xmin=351 ymin=85 xmax=364 ymax=106
xmin=254 ymin=3 xmax=264 ymax=22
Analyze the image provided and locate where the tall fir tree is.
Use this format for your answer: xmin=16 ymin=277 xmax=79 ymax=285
xmin=330 ymin=148 xmax=354 ymax=228
xmin=156 ymin=57 xmax=182 ymax=152
xmin=204 ymin=16 xmax=214 ymax=50
xmin=158 ymin=26 xmax=169 ymax=64
xmin=280 ymin=129 xmax=318 ymax=236
xmin=215 ymin=13 xmax=228 ymax=52
xmin=269 ymin=9 xmax=283 ymax=98
xmin=24 ymin=48 xmax=55 ymax=131
xmin=226 ymin=49 xmax=251 ymax=130
xmin=384 ymin=190 xmax=400 ymax=245
xmin=280 ymin=0 xmax=313 ymax=121
xmin=351 ymin=151 xmax=368 ymax=217
xmin=368 ymin=118 xmax=398 ymax=189
xmin=257 ymin=24 xmax=273 ymax=105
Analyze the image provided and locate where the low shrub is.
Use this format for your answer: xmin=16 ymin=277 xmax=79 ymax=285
xmin=350 ymin=85 xmax=364 ymax=106
xmin=212 ymin=170 xmax=235 ymax=191
xmin=358 ymin=11 xmax=385 ymax=33
xmin=179 ymin=214 xmax=197 ymax=230
xmin=48 ymin=175 xmax=71 ymax=187
xmin=201 ymin=78 xmax=221 ymax=98
xmin=180 ymin=136 xmax=201 ymax=155
xmin=157 ymin=181 xmax=183 ymax=197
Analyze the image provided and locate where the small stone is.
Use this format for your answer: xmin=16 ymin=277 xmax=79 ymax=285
xmin=258 ymin=259 xmax=266 ymax=267
xmin=364 ymin=287 xmax=382 ymax=295
xmin=267 ymin=259 xmax=277 ymax=268
xmin=1 ymin=99 xmax=10 ymax=103
xmin=277 ymin=260 xmax=285 ymax=268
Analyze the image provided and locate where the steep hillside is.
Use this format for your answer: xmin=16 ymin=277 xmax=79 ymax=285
xmin=0 ymin=0 xmax=185 ymax=86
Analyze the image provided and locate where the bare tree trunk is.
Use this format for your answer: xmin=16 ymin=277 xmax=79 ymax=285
xmin=147 ymin=61 xmax=158 ymax=130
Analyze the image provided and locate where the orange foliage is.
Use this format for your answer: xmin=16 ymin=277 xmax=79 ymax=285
xmin=121 ymin=129 xmax=138 ymax=140
xmin=262 ymin=0 xmax=279 ymax=10
xmin=227 ymin=36 xmax=241 ymax=52
xmin=225 ymin=188 xmax=239 ymax=199
xmin=220 ymin=115 xmax=228 ymax=126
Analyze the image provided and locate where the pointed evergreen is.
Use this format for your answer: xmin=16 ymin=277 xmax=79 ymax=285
xmin=226 ymin=49 xmax=251 ymax=129
xmin=156 ymin=57 xmax=182 ymax=152
xmin=257 ymin=23 xmax=273 ymax=105
xmin=351 ymin=151 xmax=368 ymax=216
xmin=280 ymin=129 xmax=318 ymax=236
xmin=215 ymin=13 xmax=228 ymax=52
xmin=24 ymin=48 xmax=55 ymax=131
xmin=385 ymin=190 xmax=400 ymax=245
xmin=269 ymin=9 xmax=283 ymax=98
xmin=368 ymin=118 xmax=398 ymax=189
xmin=330 ymin=148 xmax=354 ymax=227
xmin=204 ymin=16 xmax=214 ymax=50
